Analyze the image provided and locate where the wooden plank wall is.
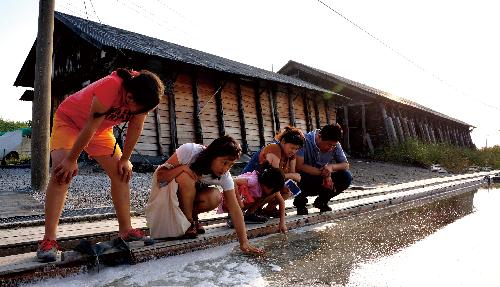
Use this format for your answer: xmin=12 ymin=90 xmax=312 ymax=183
xmin=221 ymin=82 xmax=243 ymax=144
xmin=260 ymin=89 xmax=276 ymax=143
xmin=174 ymin=73 xmax=196 ymax=145
xmin=134 ymin=95 xmax=171 ymax=156
xmin=129 ymin=72 xmax=338 ymax=157
xmin=308 ymin=98 xmax=319 ymax=130
xmin=326 ymin=100 xmax=337 ymax=125
xmin=132 ymin=113 xmax=156 ymax=156
xmin=240 ymin=84 xmax=260 ymax=152
xmin=276 ymin=90 xmax=290 ymax=132
xmin=318 ymin=100 xmax=328 ymax=128
xmin=197 ymin=77 xmax=219 ymax=146
xmin=293 ymin=94 xmax=308 ymax=132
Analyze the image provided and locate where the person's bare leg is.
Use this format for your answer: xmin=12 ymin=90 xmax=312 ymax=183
xmin=176 ymin=172 xmax=197 ymax=223
xmin=192 ymin=187 xmax=221 ymax=233
xmin=193 ymin=187 xmax=222 ymax=216
xmin=94 ymin=154 xmax=132 ymax=234
xmin=43 ymin=150 xmax=72 ymax=240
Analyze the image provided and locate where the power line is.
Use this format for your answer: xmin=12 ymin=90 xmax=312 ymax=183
xmin=83 ymin=0 xmax=89 ymax=20
xmin=153 ymin=0 xmax=191 ymax=23
xmin=129 ymin=0 xmax=190 ymax=39
xmin=88 ymin=0 xmax=101 ymax=23
xmin=116 ymin=0 xmax=174 ymax=34
xmin=57 ymin=3 xmax=83 ymax=17
xmin=315 ymin=0 xmax=500 ymax=113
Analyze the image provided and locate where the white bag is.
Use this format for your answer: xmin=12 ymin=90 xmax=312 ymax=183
xmin=145 ymin=168 xmax=191 ymax=238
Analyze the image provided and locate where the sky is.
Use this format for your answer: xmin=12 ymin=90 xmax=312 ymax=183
xmin=1 ymin=0 xmax=499 ymax=148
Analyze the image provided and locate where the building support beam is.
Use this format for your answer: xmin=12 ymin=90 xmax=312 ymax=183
xmin=343 ymin=105 xmax=351 ymax=152
xmin=324 ymin=99 xmax=331 ymax=125
xmin=254 ymin=84 xmax=266 ymax=147
xmin=236 ymin=81 xmax=248 ymax=154
xmin=214 ymin=81 xmax=226 ymax=137
xmin=361 ymin=103 xmax=374 ymax=154
xmin=270 ymin=87 xmax=280 ymax=134
xmin=287 ymin=88 xmax=296 ymax=126
xmin=313 ymin=99 xmax=321 ymax=129
xmin=166 ymin=76 xmax=178 ymax=156
xmin=303 ymin=94 xmax=313 ymax=132
xmin=380 ymin=104 xmax=398 ymax=146
xmin=191 ymin=74 xmax=203 ymax=144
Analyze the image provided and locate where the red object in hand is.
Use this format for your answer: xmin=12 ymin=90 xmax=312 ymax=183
xmin=322 ymin=176 xmax=334 ymax=190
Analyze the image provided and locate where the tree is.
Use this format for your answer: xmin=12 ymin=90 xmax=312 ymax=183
xmin=0 ymin=118 xmax=30 ymax=132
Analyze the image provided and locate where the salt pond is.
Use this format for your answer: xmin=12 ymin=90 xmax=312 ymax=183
xmin=25 ymin=185 xmax=500 ymax=287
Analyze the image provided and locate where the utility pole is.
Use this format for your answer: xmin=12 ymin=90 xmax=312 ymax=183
xmin=31 ymin=0 xmax=55 ymax=191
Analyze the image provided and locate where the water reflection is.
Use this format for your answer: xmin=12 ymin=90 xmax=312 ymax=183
xmin=256 ymin=190 xmax=477 ymax=286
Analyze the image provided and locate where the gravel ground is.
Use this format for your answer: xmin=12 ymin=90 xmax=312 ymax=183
xmin=0 ymin=158 xmax=447 ymax=213
xmin=348 ymin=158 xmax=448 ymax=187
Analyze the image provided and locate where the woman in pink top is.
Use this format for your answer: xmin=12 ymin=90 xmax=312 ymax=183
xmin=37 ymin=68 xmax=164 ymax=262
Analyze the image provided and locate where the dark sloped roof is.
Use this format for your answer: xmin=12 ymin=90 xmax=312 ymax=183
xmin=50 ymin=12 xmax=338 ymax=96
xmin=19 ymin=89 xmax=34 ymax=101
xmin=279 ymin=60 xmax=472 ymax=127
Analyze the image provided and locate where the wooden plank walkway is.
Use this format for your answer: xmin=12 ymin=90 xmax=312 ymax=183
xmin=0 ymin=171 xmax=488 ymax=255
xmin=0 ymin=171 xmax=495 ymax=286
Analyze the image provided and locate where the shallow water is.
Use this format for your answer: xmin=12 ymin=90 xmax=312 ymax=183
xmin=25 ymin=185 xmax=500 ymax=287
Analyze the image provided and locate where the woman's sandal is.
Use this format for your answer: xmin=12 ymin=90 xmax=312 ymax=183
xmin=194 ymin=220 xmax=205 ymax=234
xmin=182 ymin=223 xmax=198 ymax=239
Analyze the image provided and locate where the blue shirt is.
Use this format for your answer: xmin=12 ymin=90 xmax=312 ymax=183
xmin=296 ymin=129 xmax=347 ymax=168
xmin=242 ymin=140 xmax=279 ymax=173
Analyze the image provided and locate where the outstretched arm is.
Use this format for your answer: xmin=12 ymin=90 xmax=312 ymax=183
xmin=276 ymin=193 xmax=287 ymax=233
xmin=224 ymin=189 xmax=265 ymax=255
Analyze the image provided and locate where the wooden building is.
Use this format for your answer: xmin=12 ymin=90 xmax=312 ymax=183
xmin=14 ymin=12 xmax=348 ymax=161
xmin=278 ymin=61 xmax=475 ymax=156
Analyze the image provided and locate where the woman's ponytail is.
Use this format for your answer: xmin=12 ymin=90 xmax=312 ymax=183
xmin=116 ymin=68 xmax=134 ymax=82
xmin=121 ymin=68 xmax=164 ymax=115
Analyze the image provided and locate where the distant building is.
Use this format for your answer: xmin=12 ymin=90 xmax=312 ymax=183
xmin=14 ymin=12 xmax=347 ymax=161
xmin=279 ymin=60 xmax=475 ymax=155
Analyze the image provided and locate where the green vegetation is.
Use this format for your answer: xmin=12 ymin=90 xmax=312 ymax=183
xmin=0 ymin=118 xmax=30 ymax=133
xmin=373 ymin=139 xmax=500 ymax=173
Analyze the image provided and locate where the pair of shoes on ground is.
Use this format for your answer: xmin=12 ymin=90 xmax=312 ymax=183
xmin=37 ymin=228 xmax=154 ymax=262
xmin=256 ymin=207 xmax=283 ymax=218
xmin=313 ymin=200 xmax=332 ymax=212
xmin=244 ymin=212 xmax=268 ymax=224
xmin=293 ymin=200 xmax=332 ymax=215
xmin=226 ymin=213 xmax=268 ymax=229
xmin=183 ymin=221 xmax=205 ymax=239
